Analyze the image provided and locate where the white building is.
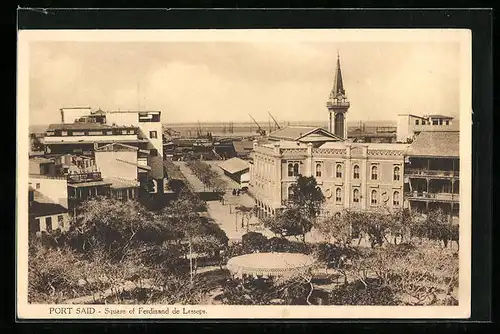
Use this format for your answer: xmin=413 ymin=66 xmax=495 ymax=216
xmin=396 ymin=113 xmax=456 ymax=143
xmin=43 ymin=108 xmax=166 ymax=196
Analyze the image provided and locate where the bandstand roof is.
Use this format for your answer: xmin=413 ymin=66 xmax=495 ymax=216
xmin=226 ymin=252 xmax=315 ymax=278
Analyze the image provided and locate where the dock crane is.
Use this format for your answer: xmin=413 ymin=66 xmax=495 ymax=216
xmin=196 ymin=121 xmax=203 ymax=138
xmin=248 ymin=114 xmax=266 ymax=136
xmin=268 ymin=111 xmax=281 ymax=131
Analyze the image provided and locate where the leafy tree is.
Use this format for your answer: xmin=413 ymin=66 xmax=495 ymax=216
xmin=219 ymin=274 xmax=316 ymax=305
xmin=388 ymin=207 xmax=418 ymax=244
xmin=68 ymin=197 xmax=161 ymax=261
xmin=314 ymin=211 xmax=352 ymax=246
xmin=266 ymin=237 xmax=291 ymax=252
xmin=242 ymin=232 xmax=268 ymax=253
xmin=263 ymin=207 xmax=312 ymax=242
xmin=288 ymin=175 xmax=325 ymax=223
xmin=425 ymin=208 xmax=456 ymax=248
xmin=329 ymin=279 xmax=397 ymax=305
xmin=343 ymin=209 xmax=391 ymax=248
xmin=313 ymin=242 xmax=359 ymax=284
xmin=344 ymin=243 xmax=459 ymax=306
xmin=28 ymin=240 xmax=86 ymax=303
xmin=31 ymin=137 xmax=45 ymax=152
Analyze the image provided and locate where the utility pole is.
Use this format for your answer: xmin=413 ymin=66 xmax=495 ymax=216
xmin=189 ymin=238 xmax=194 ymax=285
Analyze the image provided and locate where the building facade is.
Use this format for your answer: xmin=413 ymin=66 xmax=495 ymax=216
xmin=403 ymin=131 xmax=460 ymax=221
xmin=28 ymin=185 xmax=70 ymax=235
xmin=250 ymin=140 xmax=408 ymax=217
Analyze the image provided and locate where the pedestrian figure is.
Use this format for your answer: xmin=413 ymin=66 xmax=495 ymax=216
xmin=237 ymin=189 xmax=240 ymax=196
xmin=232 ymin=189 xmax=236 ymax=196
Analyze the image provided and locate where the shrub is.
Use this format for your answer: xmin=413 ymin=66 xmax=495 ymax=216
xmin=242 ymin=232 xmax=268 ymax=253
xmin=330 ymin=278 xmax=398 ymax=305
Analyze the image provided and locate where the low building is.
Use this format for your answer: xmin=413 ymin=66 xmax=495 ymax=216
xmin=397 ymin=113 xmax=457 ymax=143
xmin=29 ymin=174 xmax=69 ymax=209
xmin=403 ymin=131 xmax=460 ymax=220
xmin=67 ymin=170 xmax=113 ymax=211
xmin=232 ymin=140 xmax=257 ymax=160
xmin=218 ymin=157 xmax=250 ymax=189
xmin=29 ymin=157 xmax=57 ymax=177
xmin=267 ymin=126 xmax=343 ymax=146
xmin=29 ymin=187 xmax=70 ymax=234
xmin=348 ymin=128 xmax=397 ymax=143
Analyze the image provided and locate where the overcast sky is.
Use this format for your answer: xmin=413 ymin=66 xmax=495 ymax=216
xmin=29 ymin=41 xmax=460 ymax=125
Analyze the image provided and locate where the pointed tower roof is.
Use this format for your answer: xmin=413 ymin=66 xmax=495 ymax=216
xmin=329 ymin=52 xmax=346 ymax=100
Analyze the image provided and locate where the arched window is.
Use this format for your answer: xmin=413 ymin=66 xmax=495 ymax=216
xmin=353 ymin=189 xmax=360 ymax=203
xmin=293 ymin=163 xmax=299 ymax=176
xmin=353 ymin=165 xmax=360 ymax=179
xmin=287 ymin=163 xmax=294 ymax=177
xmin=371 ymin=190 xmax=378 ymax=205
xmin=336 ymin=164 xmax=342 ymax=178
xmin=371 ymin=166 xmax=378 ymax=180
xmin=393 ymin=191 xmax=400 ymax=206
xmin=335 ymin=188 xmax=342 ymax=203
xmin=288 ymin=186 xmax=294 ymax=200
xmin=315 ymin=163 xmax=322 ymax=178
xmin=393 ymin=166 xmax=400 ymax=181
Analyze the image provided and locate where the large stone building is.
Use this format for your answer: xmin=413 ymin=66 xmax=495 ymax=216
xmin=249 ymin=54 xmax=409 ymax=217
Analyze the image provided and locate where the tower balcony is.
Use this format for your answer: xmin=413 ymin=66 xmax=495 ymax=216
xmin=326 ymin=100 xmax=350 ymax=109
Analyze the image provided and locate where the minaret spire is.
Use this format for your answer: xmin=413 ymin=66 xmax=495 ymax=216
xmin=330 ymin=52 xmax=345 ymax=99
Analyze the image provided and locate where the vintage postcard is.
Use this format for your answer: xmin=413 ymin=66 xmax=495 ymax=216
xmin=17 ymin=28 xmax=472 ymax=319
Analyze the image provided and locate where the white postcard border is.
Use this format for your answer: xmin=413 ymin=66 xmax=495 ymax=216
xmin=16 ymin=28 xmax=472 ymax=319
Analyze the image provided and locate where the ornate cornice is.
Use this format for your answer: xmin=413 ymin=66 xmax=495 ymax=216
xmin=312 ymin=148 xmax=347 ymax=155
xmin=368 ymin=150 xmax=405 ymax=157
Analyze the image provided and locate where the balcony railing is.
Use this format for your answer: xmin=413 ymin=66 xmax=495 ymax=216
xmin=326 ymin=101 xmax=350 ymax=108
xmin=405 ymin=168 xmax=459 ymax=178
xmin=405 ymin=191 xmax=459 ymax=202
xmin=29 ymin=173 xmax=66 ymax=180
xmin=67 ymin=171 xmax=103 ymax=183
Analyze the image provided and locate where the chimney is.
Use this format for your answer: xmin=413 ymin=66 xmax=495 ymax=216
xmin=273 ymin=143 xmax=280 ymax=154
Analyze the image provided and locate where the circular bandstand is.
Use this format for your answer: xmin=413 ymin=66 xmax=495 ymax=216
xmin=226 ymin=252 xmax=316 ymax=279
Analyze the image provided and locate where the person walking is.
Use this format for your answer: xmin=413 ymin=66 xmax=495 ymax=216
xmin=232 ymin=189 xmax=236 ymax=196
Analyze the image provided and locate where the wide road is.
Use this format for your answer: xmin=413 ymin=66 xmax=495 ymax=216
xmin=172 ymin=161 xmax=207 ymax=193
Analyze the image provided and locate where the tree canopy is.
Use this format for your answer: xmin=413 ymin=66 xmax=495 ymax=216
xmin=263 ymin=207 xmax=312 ymax=242
xmin=288 ymin=175 xmax=325 ymax=221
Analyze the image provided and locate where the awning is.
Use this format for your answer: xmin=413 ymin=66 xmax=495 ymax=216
xmin=68 ymin=180 xmax=113 ymax=188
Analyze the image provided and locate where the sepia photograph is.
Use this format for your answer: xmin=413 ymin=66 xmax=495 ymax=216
xmin=17 ymin=28 xmax=472 ymax=319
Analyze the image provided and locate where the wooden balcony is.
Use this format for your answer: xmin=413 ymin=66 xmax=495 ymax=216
xmin=405 ymin=168 xmax=459 ymax=179
xmin=405 ymin=191 xmax=459 ymax=203
xmin=67 ymin=171 xmax=103 ymax=183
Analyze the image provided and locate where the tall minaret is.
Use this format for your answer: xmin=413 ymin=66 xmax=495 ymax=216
xmin=326 ymin=52 xmax=350 ymax=139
